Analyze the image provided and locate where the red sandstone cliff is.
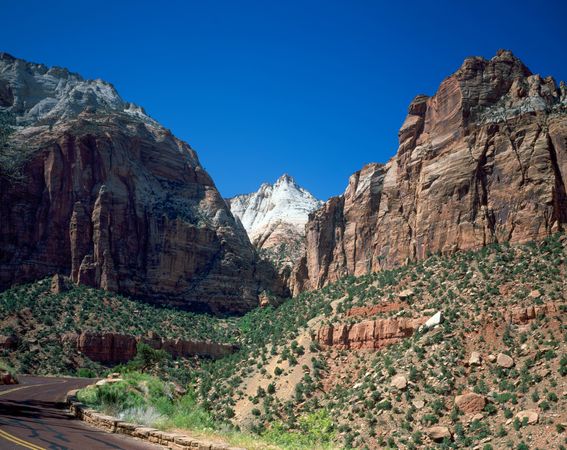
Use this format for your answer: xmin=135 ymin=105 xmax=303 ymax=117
xmin=0 ymin=53 xmax=284 ymax=313
xmin=292 ymin=50 xmax=567 ymax=293
xmin=63 ymin=331 xmax=237 ymax=364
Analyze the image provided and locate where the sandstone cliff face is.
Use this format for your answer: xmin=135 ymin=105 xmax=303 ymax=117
xmin=64 ymin=331 xmax=237 ymax=364
xmin=317 ymin=316 xmax=425 ymax=350
xmin=0 ymin=53 xmax=283 ymax=313
xmin=293 ymin=50 xmax=567 ymax=293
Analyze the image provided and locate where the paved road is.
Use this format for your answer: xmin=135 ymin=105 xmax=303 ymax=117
xmin=0 ymin=376 xmax=164 ymax=450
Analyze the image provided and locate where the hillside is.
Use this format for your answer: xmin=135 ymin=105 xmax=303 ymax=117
xmin=2 ymin=233 xmax=565 ymax=448
xmin=0 ymin=277 xmax=235 ymax=376
xmin=192 ymin=233 xmax=566 ymax=449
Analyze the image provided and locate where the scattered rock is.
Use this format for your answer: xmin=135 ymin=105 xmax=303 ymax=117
xmin=471 ymin=413 xmax=484 ymax=422
xmin=398 ymin=289 xmax=414 ymax=299
xmin=422 ymin=311 xmax=443 ymax=329
xmin=390 ymin=375 xmax=408 ymax=390
xmin=426 ymin=426 xmax=452 ymax=441
xmin=516 ymin=410 xmax=539 ymax=425
xmin=487 ymin=354 xmax=496 ymax=363
xmin=412 ymin=399 xmax=425 ymax=409
xmin=496 ymin=353 xmax=514 ymax=368
xmin=468 ymin=351 xmax=481 ymax=366
xmin=455 ymin=392 xmax=487 ymax=414
xmin=529 ymin=290 xmax=541 ymax=298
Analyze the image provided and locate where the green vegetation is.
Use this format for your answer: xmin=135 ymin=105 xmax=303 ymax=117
xmin=78 ymin=371 xmax=336 ymax=449
xmin=4 ymin=233 xmax=567 ymax=448
xmin=0 ymin=279 xmax=235 ymax=375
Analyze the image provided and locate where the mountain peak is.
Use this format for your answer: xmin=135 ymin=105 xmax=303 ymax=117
xmin=276 ymin=173 xmax=295 ymax=184
xmin=0 ymin=52 xmax=155 ymax=128
xmin=228 ymin=175 xmax=322 ymax=255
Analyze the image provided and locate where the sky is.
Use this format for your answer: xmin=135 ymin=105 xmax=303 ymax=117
xmin=2 ymin=0 xmax=566 ymax=200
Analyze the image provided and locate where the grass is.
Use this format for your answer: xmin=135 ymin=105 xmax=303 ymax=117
xmin=78 ymin=371 xmax=337 ymax=449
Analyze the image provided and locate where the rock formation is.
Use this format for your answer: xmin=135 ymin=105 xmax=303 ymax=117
xmin=317 ymin=316 xmax=426 ymax=350
xmin=63 ymin=331 xmax=237 ymax=364
xmin=0 ymin=53 xmax=284 ymax=313
xmin=228 ymin=174 xmax=322 ymax=268
xmin=292 ymin=50 xmax=567 ymax=294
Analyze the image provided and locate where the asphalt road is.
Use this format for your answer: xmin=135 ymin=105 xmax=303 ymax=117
xmin=0 ymin=376 xmax=164 ymax=450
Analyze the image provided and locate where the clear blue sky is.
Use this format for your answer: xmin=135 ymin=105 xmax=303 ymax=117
xmin=2 ymin=0 xmax=566 ymax=199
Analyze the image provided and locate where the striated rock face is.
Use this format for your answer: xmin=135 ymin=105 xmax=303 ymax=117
xmin=504 ymin=302 xmax=558 ymax=324
xmin=292 ymin=50 xmax=567 ymax=294
xmin=228 ymin=174 xmax=322 ymax=268
xmin=64 ymin=331 xmax=237 ymax=364
xmin=0 ymin=53 xmax=284 ymax=313
xmin=317 ymin=316 xmax=425 ymax=350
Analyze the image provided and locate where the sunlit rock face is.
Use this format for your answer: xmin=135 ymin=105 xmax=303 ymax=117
xmin=0 ymin=52 xmax=285 ymax=314
xmin=292 ymin=50 xmax=567 ymax=294
xmin=228 ymin=174 xmax=322 ymax=268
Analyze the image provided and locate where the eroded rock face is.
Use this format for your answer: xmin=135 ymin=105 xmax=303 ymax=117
xmin=0 ymin=53 xmax=284 ymax=313
xmin=228 ymin=174 xmax=322 ymax=269
xmin=317 ymin=316 xmax=425 ymax=350
xmin=292 ymin=50 xmax=567 ymax=294
xmin=64 ymin=331 xmax=237 ymax=364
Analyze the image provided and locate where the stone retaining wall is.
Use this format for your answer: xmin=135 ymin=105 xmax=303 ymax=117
xmin=66 ymin=389 xmax=245 ymax=450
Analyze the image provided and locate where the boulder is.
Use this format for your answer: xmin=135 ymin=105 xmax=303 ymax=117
xmin=468 ymin=351 xmax=481 ymax=366
xmin=426 ymin=426 xmax=452 ymax=441
xmin=455 ymin=392 xmax=486 ymax=414
xmin=0 ymin=334 xmax=18 ymax=350
xmin=390 ymin=375 xmax=408 ymax=390
xmin=50 ymin=274 xmax=67 ymax=294
xmin=496 ymin=353 xmax=514 ymax=368
xmin=516 ymin=410 xmax=538 ymax=425
xmin=412 ymin=399 xmax=425 ymax=409
xmin=397 ymin=289 xmax=414 ymax=299
xmin=422 ymin=311 xmax=443 ymax=329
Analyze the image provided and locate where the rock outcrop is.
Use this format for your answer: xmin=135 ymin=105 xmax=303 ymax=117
xmin=292 ymin=50 xmax=567 ymax=293
xmin=228 ymin=174 xmax=322 ymax=269
xmin=317 ymin=316 xmax=425 ymax=350
xmin=64 ymin=331 xmax=237 ymax=364
xmin=0 ymin=53 xmax=284 ymax=313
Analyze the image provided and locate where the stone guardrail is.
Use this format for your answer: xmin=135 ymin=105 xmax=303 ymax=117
xmin=66 ymin=389 xmax=245 ymax=450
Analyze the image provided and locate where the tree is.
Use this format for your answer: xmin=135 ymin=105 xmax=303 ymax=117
xmin=130 ymin=342 xmax=170 ymax=373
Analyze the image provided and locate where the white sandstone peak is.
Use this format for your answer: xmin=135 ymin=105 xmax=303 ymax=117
xmin=0 ymin=52 xmax=155 ymax=127
xmin=228 ymin=175 xmax=322 ymax=249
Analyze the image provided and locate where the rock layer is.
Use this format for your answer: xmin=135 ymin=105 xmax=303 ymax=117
xmin=317 ymin=316 xmax=425 ymax=350
xmin=64 ymin=331 xmax=237 ymax=364
xmin=0 ymin=53 xmax=284 ymax=313
xmin=292 ymin=50 xmax=567 ymax=294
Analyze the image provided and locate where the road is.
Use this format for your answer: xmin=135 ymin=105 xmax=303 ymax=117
xmin=0 ymin=376 xmax=164 ymax=450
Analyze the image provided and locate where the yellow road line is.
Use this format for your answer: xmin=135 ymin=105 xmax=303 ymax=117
xmin=0 ymin=379 xmax=68 ymax=397
xmin=0 ymin=429 xmax=45 ymax=450
xmin=0 ymin=379 xmax=68 ymax=449
xmin=0 ymin=385 xmax=36 ymax=397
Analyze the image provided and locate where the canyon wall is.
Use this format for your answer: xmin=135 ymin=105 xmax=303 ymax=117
xmin=63 ymin=331 xmax=237 ymax=364
xmin=292 ymin=50 xmax=567 ymax=294
xmin=0 ymin=53 xmax=284 ymax=313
